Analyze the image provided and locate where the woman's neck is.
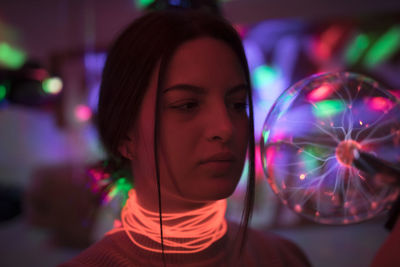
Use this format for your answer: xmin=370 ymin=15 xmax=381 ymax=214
xmin=134 ymin=180 xmax=215 ymax=214
xmin=115 ymin=189 xmax=228 ymax=254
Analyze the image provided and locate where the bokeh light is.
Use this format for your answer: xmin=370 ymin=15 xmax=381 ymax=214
xmin=252 ymin=65 xmax=278 ymax=89
xmin=0 ymin=84 xmax=7 ymax=102
xmin=0 ymin=42 xmax=26 ymax=69
xmin=135 ymin=0 xmax=155 ymax=9
xmin=74 ymin=104 xmax=92 ymax=122
xmin=364 ymin=25 xmax=400 ymax=68
xmin=261 ymin=72 xmax=400 ymax=224
xmin=42 ymin=77 xmax=63 ymax=94
xmin=344 ymin=33 xmax=370 ymax=65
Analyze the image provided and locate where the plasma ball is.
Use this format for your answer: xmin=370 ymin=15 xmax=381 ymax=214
xmin=261 ymin=72 xmax=400 ymax=225
xmin=335 ymin=140 xmax=361 ymax=167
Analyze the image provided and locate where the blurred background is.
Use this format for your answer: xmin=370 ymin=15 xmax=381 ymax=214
xmin=1 ymin=0 xmax=400 ymax=266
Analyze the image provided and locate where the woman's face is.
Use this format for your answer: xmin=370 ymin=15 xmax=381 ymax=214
xmin=128 ymin=37 xmax=249 ymax=211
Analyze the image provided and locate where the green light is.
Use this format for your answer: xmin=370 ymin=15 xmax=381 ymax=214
xmin=115 ymin=177 xmax=133 ymax=205
xmin=0 ymin=84 xmax=6 ymax=101
xmin=0 ymin=42 xmax=26 ymax=69
xmin=135 ymin=0 xmax=155 ymax=8
xmin=312 ymin=99 xmax=346 ymax=118
xmin=344 ymin=34 xmax=369 ymax=65
xmin=108 ymin=186 xmax=118 ymax=199
xmin=42 ymin=77 xmax=63 ymax=94
xmin=252 ymin=65 xmax=278 ymax=89
xmin=262 ymin=130 xmax=270 ymax=144
xmin=116 ymin=177 xmax=132 ymax=192
xmin=364 ymin=25 xmax=400 ymax=68
xmin=301 ymin=146 xmax=322 ymax=174
xmin=277 ymin=92 xmax=297 ymax=120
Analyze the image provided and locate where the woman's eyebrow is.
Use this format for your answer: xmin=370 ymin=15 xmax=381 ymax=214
xmin=163 ymin=84 xmax=206 ymax=94
xmin=162 ymin=83 xmax=249 ymax=95
xmin=226 ymin=84 xmax=249 ymax=96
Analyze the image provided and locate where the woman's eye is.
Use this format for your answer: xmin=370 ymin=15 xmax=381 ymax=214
xmin=232 ymin=102 xmax=248 ymax=111
xmin=171 ymin=101 xmax=199 ymax=111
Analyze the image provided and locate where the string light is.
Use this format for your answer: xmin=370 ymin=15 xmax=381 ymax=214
xmin=108 ymin=190 xmax=227 ymax=253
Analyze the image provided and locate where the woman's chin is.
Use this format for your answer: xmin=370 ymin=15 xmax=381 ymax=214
xmin=184 ymin=180 xmax=239 ymax=202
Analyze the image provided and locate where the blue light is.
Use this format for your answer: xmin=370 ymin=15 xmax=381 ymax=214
xmin=169 ymin=0 xmax=181 ymax=6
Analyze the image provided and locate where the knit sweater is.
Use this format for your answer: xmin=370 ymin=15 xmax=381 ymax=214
xmin=59 ymin=221 xmax=311 ymax=267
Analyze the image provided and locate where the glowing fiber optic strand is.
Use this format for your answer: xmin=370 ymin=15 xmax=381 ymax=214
xmin=261 ymin=72 xmax=400 ymax=224
xmin=108 ymin=190 xmax=227 ymax=253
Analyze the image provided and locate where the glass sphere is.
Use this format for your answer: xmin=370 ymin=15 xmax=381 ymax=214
xmin=260 ymin=72 xmax=400 ymax=224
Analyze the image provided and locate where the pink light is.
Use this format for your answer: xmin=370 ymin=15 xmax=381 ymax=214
xmin=294 ymin=204 xmax=302 ymax=213
xmin=307 ymin=84 xmax=335 ymax=101
xmin=366 ymin=97 xmax=394 ymax=112
xmin=75 ymin=104 xmax=92 ymax=122
xmin=266 ymin=147 xmax=275 ymax=166
xmin=265 ymin=146 xmax=276 ymax=181
xmin=233 ymin=24 xmax=248 ymax=39
xmin=270 ymin=131 xmax=286 ymax=143
xmin=388 ymin=90 xmax=400 ymax=99
xmin=255 ymin=145 xmax=263 ymax=179
xmin=113 ymin=219 xmax=122 ymax=228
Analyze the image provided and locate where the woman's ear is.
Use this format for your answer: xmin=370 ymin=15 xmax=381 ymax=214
xmin=118 ymin=136 xmax=135 ymax=160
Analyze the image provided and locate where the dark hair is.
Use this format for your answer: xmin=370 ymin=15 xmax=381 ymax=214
xmin=97 ymin=10 xmax=255 ymax=262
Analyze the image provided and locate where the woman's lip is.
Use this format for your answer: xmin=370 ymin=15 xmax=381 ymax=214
xmin=198 ymin=159 xmax=235 ymax=175
xmin=199 ymin=152 xmax=236 ymax=164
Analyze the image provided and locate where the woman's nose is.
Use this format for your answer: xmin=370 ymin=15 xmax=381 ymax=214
xmin=205 ymin=104 xmax=233 ymax=143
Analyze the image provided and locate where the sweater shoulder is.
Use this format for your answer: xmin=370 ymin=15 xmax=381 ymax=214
xmin=245 ymin=226 xmax=312 ymax=267
xmin=58 ymin=232 xmax=136 ymax=267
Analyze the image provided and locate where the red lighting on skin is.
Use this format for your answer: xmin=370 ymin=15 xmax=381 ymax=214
xmin=75 ymin=104 xmax=92 ymax=122
xmin=307 ymin=84 xmax=335 ymax=101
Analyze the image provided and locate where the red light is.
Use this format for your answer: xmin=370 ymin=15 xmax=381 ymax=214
xmin=307 ymin=84 xmax=335 ymax=102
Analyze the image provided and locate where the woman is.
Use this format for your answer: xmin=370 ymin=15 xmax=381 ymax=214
xmin=61 ymin=10 xmax=311 ymax=266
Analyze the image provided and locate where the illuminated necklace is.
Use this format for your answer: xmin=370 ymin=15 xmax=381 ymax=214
xmin=108 ymin=189 xmax=228 ymax=254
